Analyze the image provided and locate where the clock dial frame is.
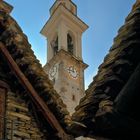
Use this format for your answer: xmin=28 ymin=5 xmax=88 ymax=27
xmin=67 ymin=66 xmax=78 ymax=79
xmin=49 ymin=65 xmax=57 ymax=80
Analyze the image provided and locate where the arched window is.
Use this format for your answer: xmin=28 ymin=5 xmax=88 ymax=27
xmin=67 ymin=33 xmax=74 ymax=55
xmin=51 ymin=36 xmax=58 ymax=56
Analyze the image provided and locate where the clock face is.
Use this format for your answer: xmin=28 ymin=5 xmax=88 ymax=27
xmin=67 ymin=66 xmax=78 ymax=79
xmin=49 ymin=65 xmax=57 ymax=80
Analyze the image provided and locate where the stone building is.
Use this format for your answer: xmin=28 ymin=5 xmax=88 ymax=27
xmin=0 ymin=0 xmax=140 ymax=140
xmin=41 ymin=0 xmax=88 ymax=115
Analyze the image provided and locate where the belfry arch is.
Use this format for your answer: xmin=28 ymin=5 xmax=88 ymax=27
xmin=67 ymin=32 xmax=75 ymax=55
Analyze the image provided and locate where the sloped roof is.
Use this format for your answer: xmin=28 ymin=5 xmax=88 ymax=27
xmin=1 ymin=0 xmax=140 ymax=139
xmin=70 ymin=0 xmax=140 ymax=138
xmin=0 ymin=1 xmax=73 ymax=139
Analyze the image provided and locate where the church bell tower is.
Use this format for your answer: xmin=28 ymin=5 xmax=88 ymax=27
xmin=41 ymin=0 xmax=88 ymax=114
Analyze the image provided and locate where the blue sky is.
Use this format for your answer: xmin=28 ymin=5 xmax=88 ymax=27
xmin=5 ymin=0 xmax=135 ymax=89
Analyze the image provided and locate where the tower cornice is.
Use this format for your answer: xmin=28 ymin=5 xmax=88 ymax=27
xmin=44 ymin=49 xmax=88 ymax=70
xmin=50 ymin=0 xmax=77 ymax=15
xmin=41 ymin=4 xmax=88 ymax=37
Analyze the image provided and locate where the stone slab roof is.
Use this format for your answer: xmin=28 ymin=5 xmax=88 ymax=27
xmin=0 ymin=1 xmax=73 ymax=139
xmin=70 ymin=0 xmax=140 ymax=139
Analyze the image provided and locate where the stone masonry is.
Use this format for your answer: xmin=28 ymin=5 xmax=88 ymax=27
xmin=5 ymin=91 xmax=46 ymax=140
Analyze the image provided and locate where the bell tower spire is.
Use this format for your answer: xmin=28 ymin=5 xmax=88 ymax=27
xmin=41 ymin=0 xmax=88 ymax=114
xmin=50 ymin=0 xmax=77 ymax=16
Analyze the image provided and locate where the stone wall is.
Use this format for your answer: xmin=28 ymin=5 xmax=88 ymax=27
xmin=0 ymin=87 xmax=6 ymax=139
xmin=5 ymin=91 xmax=46 ymax=140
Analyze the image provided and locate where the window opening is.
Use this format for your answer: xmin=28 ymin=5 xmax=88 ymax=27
xmin=67 ymin=34 xmax=74 ymax=55
xmin=51 ymin=36 xmax=58 ymax=56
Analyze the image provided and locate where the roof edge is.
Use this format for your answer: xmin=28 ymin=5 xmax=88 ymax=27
xmin=0 ymin=1 xmax=13 ymax=14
